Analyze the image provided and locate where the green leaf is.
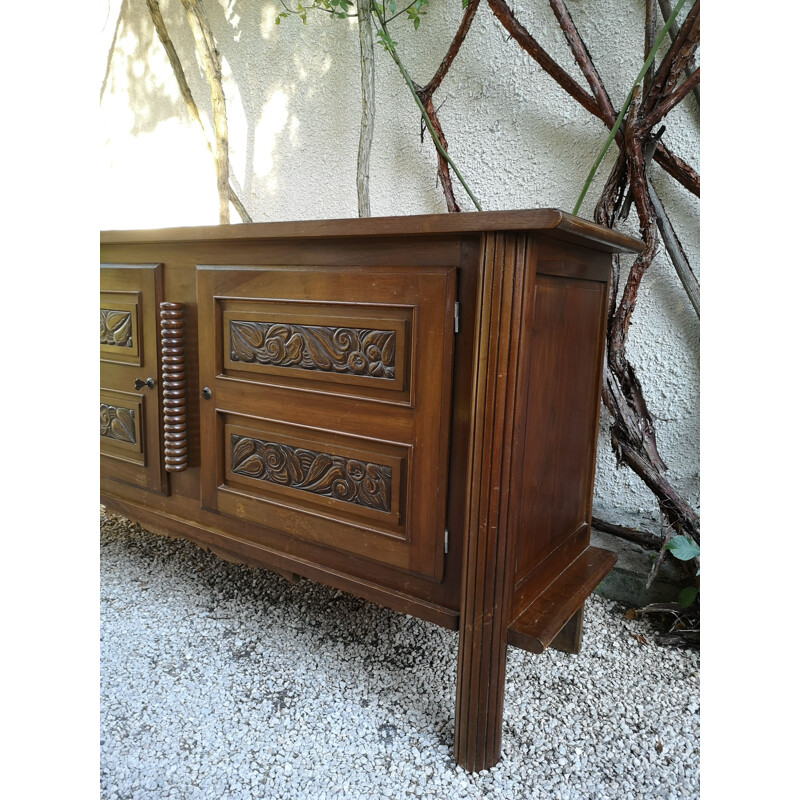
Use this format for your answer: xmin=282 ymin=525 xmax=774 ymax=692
xmin=678 ymin=586 xmax=699 ymax=608
xmin=376 ymin=28 xmax=397 ymax=51
xmin=664 ymin=535 xmax=700 ymax=561
xmin=413 ymin=15 xmax=420 ymax=29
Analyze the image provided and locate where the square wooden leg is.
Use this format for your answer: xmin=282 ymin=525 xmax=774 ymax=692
xmin=549 ymin=604 xmax=585 ymax=655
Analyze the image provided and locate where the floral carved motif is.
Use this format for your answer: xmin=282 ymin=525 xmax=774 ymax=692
xmin=100 ymin=404 xmax=137 ymax=444
xmin=229 ymin=321 xmax=395 ymax=379
xmin=101 ymin=309 xmax=133 ymax=347
xmin=230 ymin=434 xmax=392 ymax=512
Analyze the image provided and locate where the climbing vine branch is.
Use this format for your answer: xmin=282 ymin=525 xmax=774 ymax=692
xmin=573 ymin=0 xmax=687 ymax=215
xmin=370 ymin=0 xmax=482 ymax=210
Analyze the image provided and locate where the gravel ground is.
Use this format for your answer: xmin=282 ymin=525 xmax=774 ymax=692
xmin=100 ymin=508 xmax=699 ymax=800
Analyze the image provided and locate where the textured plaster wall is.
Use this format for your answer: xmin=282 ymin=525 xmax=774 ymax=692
xmin=99 ymin=0 xmax=700 ymax=529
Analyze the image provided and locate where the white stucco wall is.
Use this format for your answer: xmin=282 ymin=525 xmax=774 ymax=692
xmin=99 ymin=0 xmax=700 ymax=530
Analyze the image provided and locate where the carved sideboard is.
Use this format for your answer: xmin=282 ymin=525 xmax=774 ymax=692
xmin=100 ymin=209 xmax=642 ymax=770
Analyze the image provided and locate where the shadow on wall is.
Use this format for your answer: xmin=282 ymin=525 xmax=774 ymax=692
xmin=100 ymin=0 xmax=358 ymax=228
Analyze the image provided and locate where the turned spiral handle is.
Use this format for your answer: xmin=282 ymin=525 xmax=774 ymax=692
xmin=160 ymin=302 xmax=188 ymax=472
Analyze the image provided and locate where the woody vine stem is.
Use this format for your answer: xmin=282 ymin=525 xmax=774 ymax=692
xmin=573 ymin=0 xmax=687 ymax=215
xmin=369 ymin=0 xmax=483 ymax=211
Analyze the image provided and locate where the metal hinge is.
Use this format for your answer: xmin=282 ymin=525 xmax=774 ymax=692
xmin=444 ymin=529 xmax=449 ymax=555
xmin=454 ymin=302 xmax=460 ymax=334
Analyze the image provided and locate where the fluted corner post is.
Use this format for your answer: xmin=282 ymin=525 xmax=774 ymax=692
xmin=160 ymin=302 xmax=188 ymax=472
xmin=454 ymin=232 xmax=533 ymax=772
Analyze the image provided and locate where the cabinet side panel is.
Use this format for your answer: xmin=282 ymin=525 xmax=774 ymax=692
xmin=512 ymin=258 xmax=610 ymax=615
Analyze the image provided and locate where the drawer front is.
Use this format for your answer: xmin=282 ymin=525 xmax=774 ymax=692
xmin=100 ymin=264 xmax=165 ymax=492
xmin=197 ymin=265 xmax=456 ymax=580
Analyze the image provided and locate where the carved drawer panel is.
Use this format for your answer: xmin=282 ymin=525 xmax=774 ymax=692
xmin=212 ymin=412 xmax=413 ymax=568
xmin=197 ymin=265 xmax=457 ymax=579
xmin=100 ymin=389 xmax=144 ymax=464
xmin=225 ymin=420 xmax=405 ymax=526
xmin=100 ymin=291 xmax=141 ymax=365
xmin=220 ymin=300 xmax=410 ymax=400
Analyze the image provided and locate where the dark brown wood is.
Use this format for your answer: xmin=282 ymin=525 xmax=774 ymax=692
xmin=454 ymin=232 xmax=531 ymax=772
xmin=100 ymin=208 xmax=643 ymax=253
xmin=101 ymin=491 xmax=461 ymax=629
xmin=549 ymin=606 xmax=585 ymax=655
xmin=196 ymin=264 xmax=456 ymax=579
xmin=100 ymin=264 xmax=166 ymax=494
xmin=507 ymin=547 xmax=616 ymax=654
xmin=160 ymin=302 xmax=188 ymax=472
xmin=100 ymin=210 xmax=639 ymax=771
xmin=507 ymin=240 xmax=611 ymax=623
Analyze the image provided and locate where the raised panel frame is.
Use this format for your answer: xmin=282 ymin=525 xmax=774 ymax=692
xmin=100 ymin=263 xmax=166 ymax=493
xmin=197 ymin=264 xmax=457 ymax=580
xmin=100 ymin=290 xmax=142 ymax=365
xmin=219 ymin=298 xmax=411 ymax=401
xmin=100 ymin=388 xmax=144 ymax=464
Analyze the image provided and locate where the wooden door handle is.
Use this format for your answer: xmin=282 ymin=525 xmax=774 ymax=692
xmin=160 ymin=302 xmax=188 ymax=472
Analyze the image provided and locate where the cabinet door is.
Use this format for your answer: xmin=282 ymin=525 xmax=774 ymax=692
xmin=100 ymin=264 xmax=166 ymax=493
xmin=197 ymin=265 xmax=456 ymax=581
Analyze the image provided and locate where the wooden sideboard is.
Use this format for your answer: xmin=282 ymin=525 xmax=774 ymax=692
xmin=100 ymin=209 xmax=642 ymax=770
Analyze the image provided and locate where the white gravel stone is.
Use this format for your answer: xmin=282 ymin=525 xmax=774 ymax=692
xmin=101 ymin=508 xmax=699 ymax=799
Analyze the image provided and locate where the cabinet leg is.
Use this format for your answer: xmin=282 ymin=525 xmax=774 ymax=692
xmin=549 ymin=604 xmax=585 ymax=655
xmin=453 ymin=230 xmax=527 ymax=771
xmin=271 ymin=567 xmax=300 ymax=585
xmin=454 ymin=611 xmax=509 ymax=771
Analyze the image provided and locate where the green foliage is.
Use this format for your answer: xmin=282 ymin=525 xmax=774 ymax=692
xmin=406 ymin=0 xmax=429 ymax=30
xmin=376 ymin=28 xmax=398 ymax=51
xmin=678 ymin=586 xmax=699 ymax=608
xmin=664 ymin=534 xmax=699 ymax=611
xmin=275 ymin=0 xmax=355 ymax=25
xmin=665 ymin=535 xmax=700 ymax=562
xmin=275 ymin=0 xmax=428 ymax=30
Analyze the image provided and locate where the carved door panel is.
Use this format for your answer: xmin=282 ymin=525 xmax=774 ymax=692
xmin=197 ymin=265 xmax=457 ymax=581
xmin=100 ymin=264 xmax=166 ymax=493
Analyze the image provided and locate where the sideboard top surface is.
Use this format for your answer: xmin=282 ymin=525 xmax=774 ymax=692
xmin=101 ymin=208 xmax=643 ymax=254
